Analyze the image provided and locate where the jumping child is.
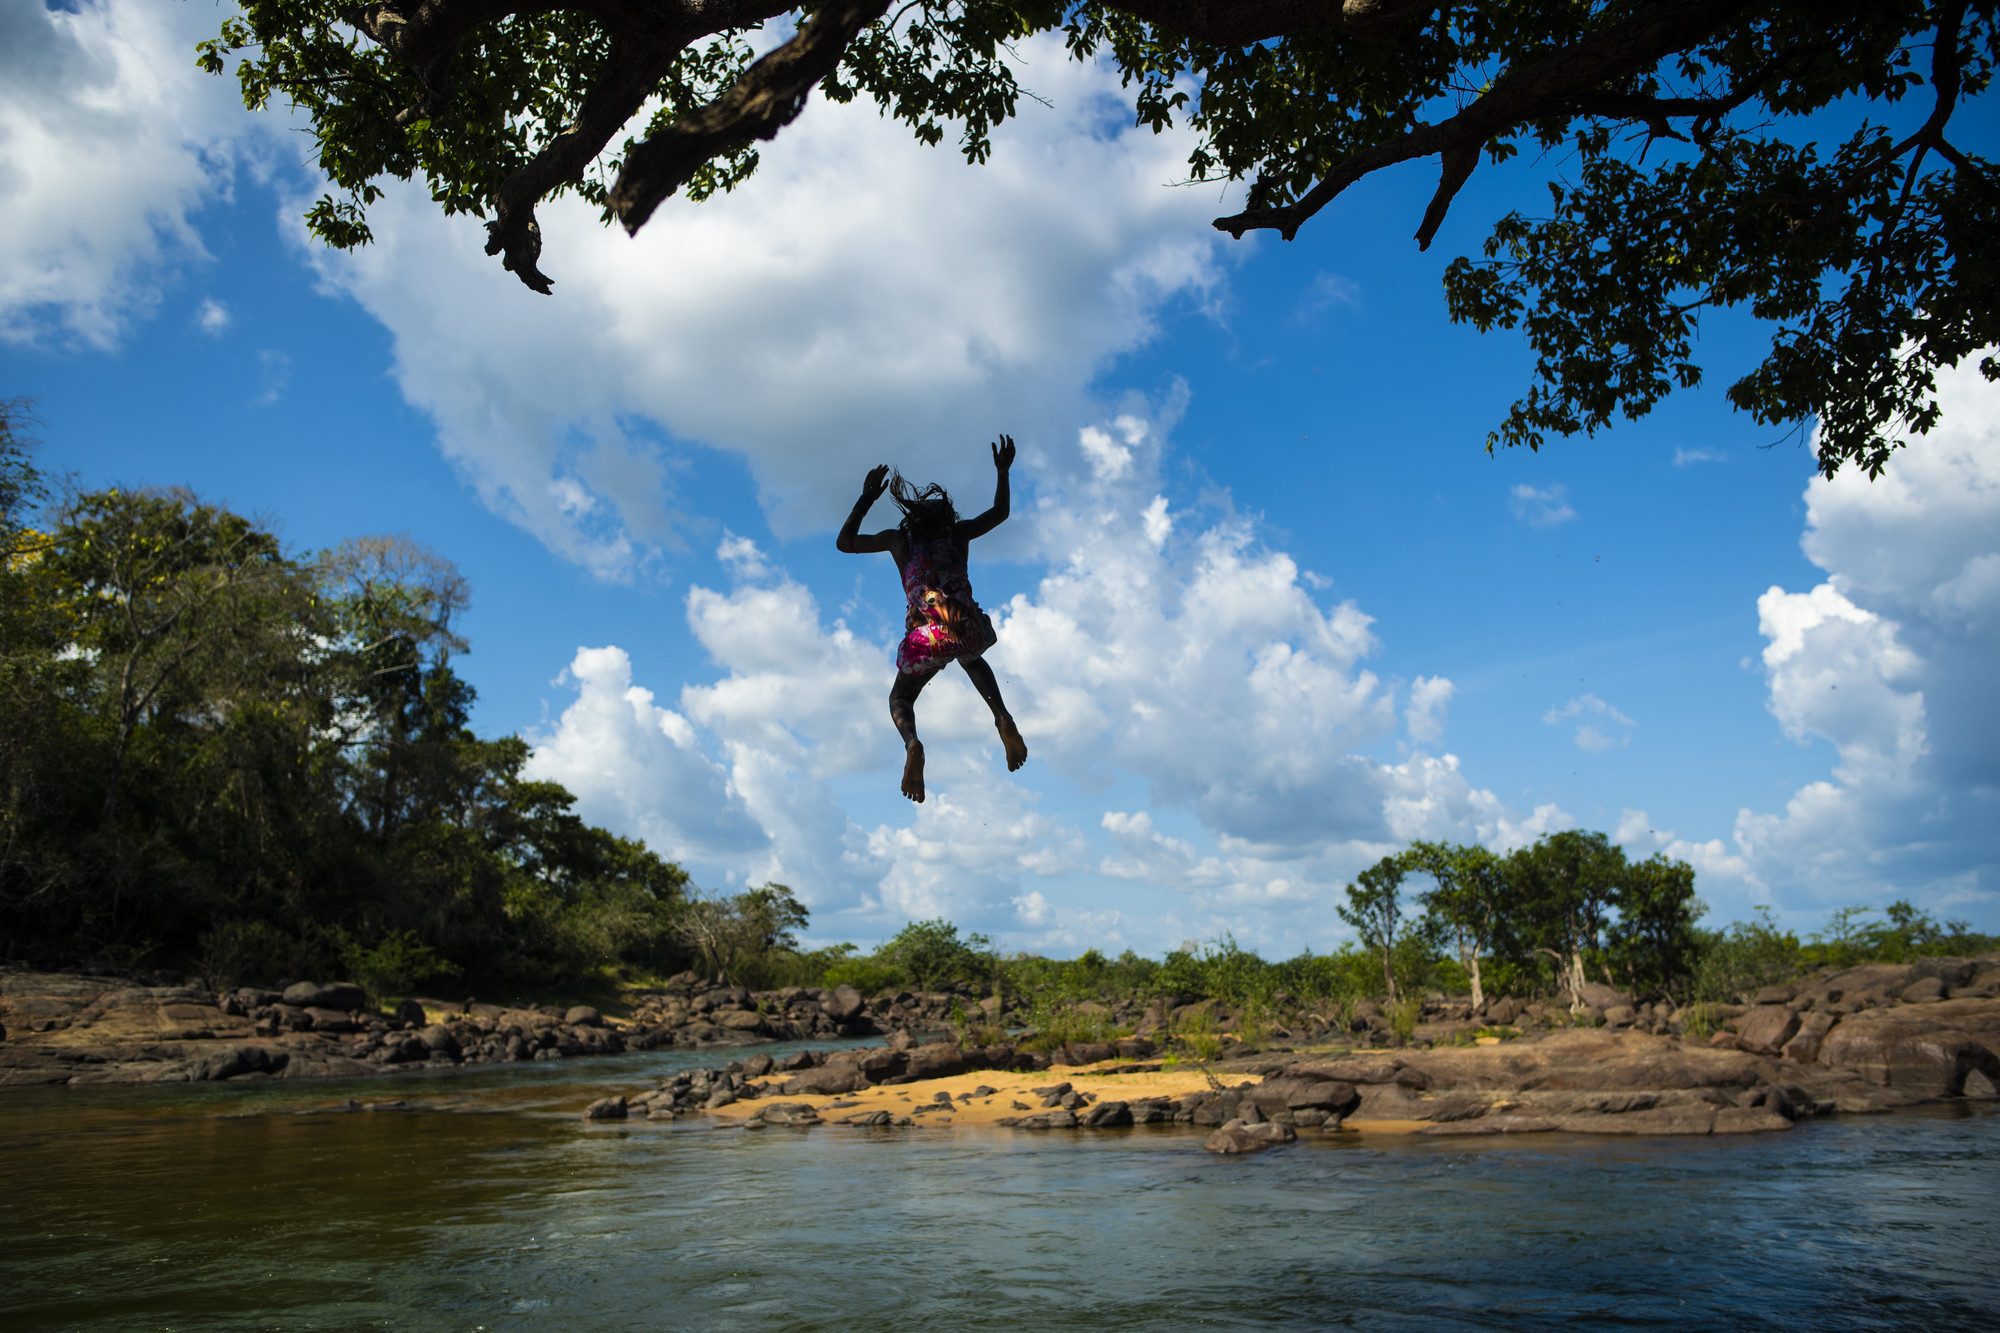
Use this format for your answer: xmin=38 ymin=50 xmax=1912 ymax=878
xmin=837 ymin=436 xmax=1028 ymax=803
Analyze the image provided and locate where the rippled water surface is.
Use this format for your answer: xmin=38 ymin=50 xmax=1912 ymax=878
xmin=3 ymin=1047 xmax=1996 ymax=1329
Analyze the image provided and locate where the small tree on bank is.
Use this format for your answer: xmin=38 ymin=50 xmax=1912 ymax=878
xmin=1338 ymin=854 xmax=1407 ymax=1005
xmin=1407 ymin=840 xmax=1505 ymax=1010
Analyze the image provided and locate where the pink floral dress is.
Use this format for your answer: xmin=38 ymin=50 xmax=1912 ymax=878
xmin=895 ymin=537 xmax=997 ymax=677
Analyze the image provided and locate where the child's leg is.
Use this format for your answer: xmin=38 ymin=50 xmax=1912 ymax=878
xmin=889 ymin=670 xmax=931 ymax=802
xmin=960 ymin=658 xmax=1028 ymax=772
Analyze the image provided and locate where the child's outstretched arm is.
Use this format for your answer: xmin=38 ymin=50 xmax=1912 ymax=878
xmin=957 ymin=435 xmax=1014 ymax=541
xmin=837 ymin=465 xmax=898 ymax=554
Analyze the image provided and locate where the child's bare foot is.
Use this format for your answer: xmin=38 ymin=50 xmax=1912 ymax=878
xmin=901 ymin=741 xmax=926 ymax=803
xmin=997 ymin=716 xmax=1028 ymax=772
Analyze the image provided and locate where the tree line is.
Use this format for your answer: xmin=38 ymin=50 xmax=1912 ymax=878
xmin=0 ymin=402 xmax=710 ymax=992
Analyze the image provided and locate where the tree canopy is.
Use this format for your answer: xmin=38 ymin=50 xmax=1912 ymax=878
xmin=202 ymin=1 xmax=1997 ymax=477
xmin=0 ymin=417 xmax=695 ymax=989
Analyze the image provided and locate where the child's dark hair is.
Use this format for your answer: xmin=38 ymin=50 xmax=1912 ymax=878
xmin=888 ymin=472 xmax=959 ymax=542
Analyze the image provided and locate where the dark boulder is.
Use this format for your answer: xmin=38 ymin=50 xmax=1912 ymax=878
xmin=1204 ymin=1119 xmax=1296 ymax=1154
xmin=821 ymin=985 xmax=866 ymax=1024
xmin=1003 ymin=1108 xmax=1078 ymax=1129
xmin=582 ymin=1095 xmax=628 ymax=1121
xmin=755 ymin=1102 xmax=822 ymax=1127
xmin=417 ymin=1024 xmax=461 ymax=1060
xmin=281 ymin=982 xmax=366 ymax=1012
xmin=1080 ymin=1100 xmax=1133 ymax=1128
xmin=1247 ymin=1075 xmax=1361 ymax=1119
xmin=304 ymin=1007 xmax=359 ymax=1034
xmin=200 ymin=1044 xmax=289 ymax=1081
xmin=564 ymin=1005 xmax=604 ymax=1027
xmin=889 ymin=1043 xmax=968 ymax=1083
xmin=782 ymin=1065 xmax=869 ymax=1096
xmin=392 ymin=999 xmax=426 ymax=1028
xmin=857 ymin=1049 xmax=908 ymax=1083
xmin=741 ymin=1053 xmax=775 ymax=1077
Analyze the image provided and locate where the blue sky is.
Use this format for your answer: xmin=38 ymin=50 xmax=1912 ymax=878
xmin=5 ymin=1 xmax=1997 ymax=952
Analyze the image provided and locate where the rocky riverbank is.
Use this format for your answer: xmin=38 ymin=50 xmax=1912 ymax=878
xmin=579 ymin=954 xmax=2000 ymax=1152
xmin=0 ymin=968 xmax=973 ymax=1086
xmin=6 ymin=954 xmax=1998 ymax=1124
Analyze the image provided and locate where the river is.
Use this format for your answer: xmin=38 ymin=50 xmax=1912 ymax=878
xmin=3 ymin=1042 xmax=1995 ymax=1329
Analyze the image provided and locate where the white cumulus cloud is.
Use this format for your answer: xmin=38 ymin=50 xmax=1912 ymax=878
xmin=0 ymin=1 xmax=260 ymax=347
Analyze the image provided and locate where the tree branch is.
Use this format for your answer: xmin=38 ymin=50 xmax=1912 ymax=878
xmin=1099 ymin=0 xmax=1434 ymax=46
xmin=485 ymin=35 xmax=684 ymax=292
xmin=609 ymin=0 xmax=893 ymax=234
xmin=1213 ymin=0 xmax=1759 ymax=243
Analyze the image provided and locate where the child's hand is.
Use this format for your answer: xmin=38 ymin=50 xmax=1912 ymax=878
xmin=992 ymin=434 xmax=1016 ymax=473
xmin=862 ymin=463 xmax=890 ymax=499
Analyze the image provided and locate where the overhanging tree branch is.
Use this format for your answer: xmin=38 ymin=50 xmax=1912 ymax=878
xmin=609 ymin=0 xmax=894 ymax=234
xmin=1213 ymin=0 xmax=1760 ymax=245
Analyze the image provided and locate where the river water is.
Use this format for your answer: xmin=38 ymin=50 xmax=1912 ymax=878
xmin=3 ymin=1042 xmax=1996 ymax=1329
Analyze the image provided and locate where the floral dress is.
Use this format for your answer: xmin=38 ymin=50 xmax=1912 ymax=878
xmin=895 ymin=536 xmax=997 ymax=677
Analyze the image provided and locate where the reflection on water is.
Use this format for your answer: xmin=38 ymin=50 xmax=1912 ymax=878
xmin=3 ymin=1048 xmax=1996 ymax=1329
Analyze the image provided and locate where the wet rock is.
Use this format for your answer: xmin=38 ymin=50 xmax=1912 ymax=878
xmin=1081 ymin=1100 xmax=1132 ymax=1128
xmin=200 ymin=1044 xmax=289 ymax=1081
xmin=841 ymin=1110 xmax=894 ymax=1126
xmin=582 ymin=1095 xmax=628 ymax=1121
xmin=740 ymin=1053 xmax=775 ymax=1077
xmin=754 ymin=1102 xmax=822 ymax=1127
xmin=1816 ymin=1008 xmax=1999 ymax=1098
xmin=1204 ymin=1119 xmax=1296 ymax=1154
xmin=1002 ymin=1108 xmax=1078 ymax=1129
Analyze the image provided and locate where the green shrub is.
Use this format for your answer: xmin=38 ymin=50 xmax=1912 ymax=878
xmin=1692 ymin=907 xmax=1801 ymax=1001
xmin=1020 ymin=1000 xmax=1128 ymax=1053
xmin=1388 ymin=997 xmax=1421 ymax=1045
xmin=821 ymin=956 xmax=906 ymax=995
xmin=1681 ymin=1002 xmax=1716 ymax=1042
xmin=338 ymin=929 xmax=461 ymax=1001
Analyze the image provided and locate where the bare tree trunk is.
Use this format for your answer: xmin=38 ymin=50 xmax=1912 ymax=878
xmin=1381 ymin=947 xmax=1398 ymax=1005
xmin=1462 ymin=942 xmax=1484 ymax=1010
